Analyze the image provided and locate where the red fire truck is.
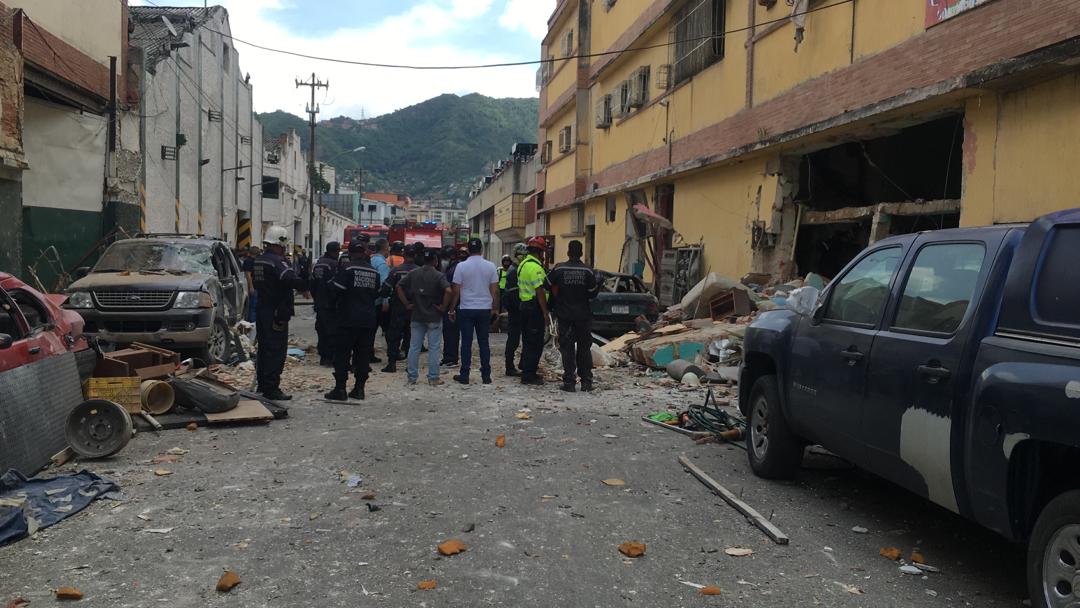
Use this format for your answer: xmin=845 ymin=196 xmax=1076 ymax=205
xmin=343 ymin=224 xmax=389 ymax=245
xmin=388 ymin=221 xmax=444 ymax=251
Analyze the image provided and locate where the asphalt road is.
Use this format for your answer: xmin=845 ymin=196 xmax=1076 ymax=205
xmin=0 ymin=313 xmax=1028 ymax=606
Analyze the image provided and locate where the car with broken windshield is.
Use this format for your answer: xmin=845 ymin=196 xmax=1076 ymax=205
xmin=738 ymin=208 xmax=1080 ymax=608
xmin=64 ymin=235 xmax=246 ymax=363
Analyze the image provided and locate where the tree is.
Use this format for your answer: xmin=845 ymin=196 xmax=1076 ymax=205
xmin=310 ymin=166 xmax=332 ymax=194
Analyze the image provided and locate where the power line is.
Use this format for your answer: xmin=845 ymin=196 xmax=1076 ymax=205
xmin=199 ymin=0 xmax=854 ymax=71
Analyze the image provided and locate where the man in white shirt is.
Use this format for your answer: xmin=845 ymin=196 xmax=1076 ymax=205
xmin=449 ymin=238 xmax=500 ymax=384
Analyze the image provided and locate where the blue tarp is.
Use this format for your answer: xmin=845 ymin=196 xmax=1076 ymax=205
xmin=0 ymin=469 xmax=119 ymax=546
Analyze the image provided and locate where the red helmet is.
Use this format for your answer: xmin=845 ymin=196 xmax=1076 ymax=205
xmin=526 ymin=236 xmax=547 ymax=250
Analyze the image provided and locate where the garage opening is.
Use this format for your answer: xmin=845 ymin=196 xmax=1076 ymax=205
xmin=792 ymin=114 xmax=964 ymax=278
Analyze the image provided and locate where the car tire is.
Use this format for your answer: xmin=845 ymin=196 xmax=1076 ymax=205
xmin=199 ymin=317 xmax=233 ymax=364
xmin=745 ymin=374 xmax=803 ymax=479
xmin=1027 ymin=490 xmax=1080 ymax=608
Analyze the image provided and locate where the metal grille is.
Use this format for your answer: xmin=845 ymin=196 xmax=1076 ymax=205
xmin=93 ymin=290 xmax=175 ymax=310
xmin=672 ymin=0 xmax=725 ymax=85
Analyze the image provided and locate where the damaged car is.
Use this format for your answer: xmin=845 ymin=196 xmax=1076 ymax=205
xmin=64 ymin=235 xmax=246 ymax=363
xmin=590 ymin=271 xmax=659 ymax=337
xmin=739 ymin=208 xmax=1080 ymax=608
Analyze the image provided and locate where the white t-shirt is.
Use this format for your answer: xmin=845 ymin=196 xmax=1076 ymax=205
xmin=453 ymin=255 xmax=499 ymax=310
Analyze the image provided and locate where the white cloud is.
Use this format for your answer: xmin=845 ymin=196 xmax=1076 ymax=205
xmin=499 ymin=0 xmax=555 ymax=39
xmin=134 ymin=0 xmax=551 ymax=119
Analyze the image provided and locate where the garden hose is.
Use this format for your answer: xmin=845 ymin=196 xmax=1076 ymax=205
xmin=686 ymin=388 xmax=747 ymax=437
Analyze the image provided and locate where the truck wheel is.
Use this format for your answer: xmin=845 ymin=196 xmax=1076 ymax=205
xmin=199 ymin=317 xmax=233 ymax=364
xmin=1028 ymin=490 xmax=1080 ymax=608
xmin=746 ymin=374 xmax=803 ymax=479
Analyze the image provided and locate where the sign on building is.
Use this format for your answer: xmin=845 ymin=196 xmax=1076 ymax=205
xmin=925 ymin=0 xmax=995 ymax=27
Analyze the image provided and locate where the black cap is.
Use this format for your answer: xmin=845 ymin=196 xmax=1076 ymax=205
xmin=467 ymin=238 xmax=483 ymax=254
xmin=348 ymin=238 xmax=368 ymax=253
xmin=326 ymin=241 xmax=340 ymax=254
xmin=390 ymin=241 xmax=405 ymax=253
xmin=423 ymin=250 xmax=439 ymax=264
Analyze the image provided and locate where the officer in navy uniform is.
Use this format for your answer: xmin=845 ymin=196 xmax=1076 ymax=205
xmin=311 ymin=241 xmax=341 ymax=367
xmin=325 ymin=237 xmax=381 ymax=401
xmin=547 ymin=240 xmax=600 ymax=392
xmin=252 ymin=226 xmax=310 ymax=401
xmin=379 ymin=243 xmax=421 ymax=373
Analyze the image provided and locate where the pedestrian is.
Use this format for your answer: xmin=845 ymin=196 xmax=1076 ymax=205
xmin=388 ymin=241 xmax=406 ymax=268
xmin=440 ymin=247 xmax=462 ymax=368
xmin=448 ymin=238 xmax=500 ymax=385
xmin=369 ymin=239 xmax=391 ymax=365
xmin=548 ymin=240 xmax=599 ymax=392
xmin=517 ymin=237 xmax=550 ymax=386
xmin=311 ymin=241 xmax=341 ymax=367
xmin=324 ymin=238 xmax=381 ymax=401
xmin=502 ymin=243 xmax=527 ymax=376
xmin=397 ymin=248 xmax=453 ymax=386
xmin=379 ymin=243 xmax=421 ymax=372
xmin=252 ymin=226 xmax=310 ymax=401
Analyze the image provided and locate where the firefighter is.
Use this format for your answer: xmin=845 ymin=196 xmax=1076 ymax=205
xmin=517 ymin=237 xmax=550 ymax=386
xmin=388 ymin=241 xmax=406 ymax=268
xmin=547 ymin=240 xmax=600 ymax=392
xmin=311 ymin=241 xmax=341 ymax=367
xmin=324 ymin=238 xmax=381 ymax=401
xmin=379 ymin=243 xmax=421 ymax=372
xmin=252 ymin=226 xmax=310 ymax=401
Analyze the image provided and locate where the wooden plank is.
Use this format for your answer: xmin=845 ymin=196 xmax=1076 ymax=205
xmin=641 ymin=416 xmax=712 ymax=439
xmin=601 ymin=331 xmax=639 ymax=353
xmin=50 ymin=446 xmax=75 ymax=467
xmin=204 ymin=400 xmax=274 ymax=424
xmin=678 ymin=455 xmax=790 ymax=545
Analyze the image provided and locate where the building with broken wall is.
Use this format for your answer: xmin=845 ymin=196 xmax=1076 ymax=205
xmin=536 ymin=0 xmax=1080 ymax=286
xmin=127 ymin=5 xmax=264 ymax=248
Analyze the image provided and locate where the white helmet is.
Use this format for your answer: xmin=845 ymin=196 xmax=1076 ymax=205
xmin=263 ymin=225 xmax=289 ymax=247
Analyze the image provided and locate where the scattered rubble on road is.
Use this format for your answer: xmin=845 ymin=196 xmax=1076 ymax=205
xmin=618 ymin=541 xmax=646 ymax=558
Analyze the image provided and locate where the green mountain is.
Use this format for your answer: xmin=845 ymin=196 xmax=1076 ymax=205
xmin=258 ymin=93 xmax=539 ymax=200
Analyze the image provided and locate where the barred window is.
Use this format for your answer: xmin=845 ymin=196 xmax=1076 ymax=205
xmin=672 ymin=0 xmax=726 ymax=85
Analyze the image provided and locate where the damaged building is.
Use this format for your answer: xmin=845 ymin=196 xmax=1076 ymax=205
xmin=536 ymin=0 xmax=1080 ymax=293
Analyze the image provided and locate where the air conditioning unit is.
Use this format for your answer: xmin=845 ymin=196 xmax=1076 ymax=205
xmin=629 ymin=66 xmax=650 ymax=108
xmin=558 ymin=126 xmax=573 ymax=153
xmin=594 ymin=94 xmax=613 ymax=128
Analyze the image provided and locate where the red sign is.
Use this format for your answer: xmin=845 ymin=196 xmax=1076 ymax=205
xmin=925 ymin=0 xmax=994 ymax=27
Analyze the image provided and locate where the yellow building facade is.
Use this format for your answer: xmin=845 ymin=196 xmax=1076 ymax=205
xmin=536 ymin=0 xmax=1080 ymax=299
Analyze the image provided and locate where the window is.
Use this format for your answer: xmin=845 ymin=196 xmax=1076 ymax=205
xmin=605 ymin=196 xmax=617 ymax=223
xmin=595 ymin=94 xmax=613 ymax=129
xmin=628 ymin=66 xmax=650 ymax=108
xmin=541 ymin=141 xmax=553 ymax=164
xmin=1035 ymin=225 xmax=1080 ymax=327
xmin=823 ymin=247 xmax=902 ymax=326
xmin=569 ymin=205 xmax=585 ymax=234
xmin=893 ymin=243 xmax=985 ymax=334
xmin=612 ymin=81 xmax=631 ymax=119
xmin=222 ymin=43 xmax=230 ymax=72
xmin=558 ymin=126 xmax=573 ymax=154
xmin=0 ymin=293 xmax=24 ymax=340
xmin=561 ymin=29 xmax=575 ymax=57
xmin=8 ymin=290 xmax=50 ymax=332
xmin=672 ymin=0 xmax=726 ymax=85
xmin=656 ymin=64 xmax=673 ymax=90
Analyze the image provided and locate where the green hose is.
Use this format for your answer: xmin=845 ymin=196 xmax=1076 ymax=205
xmin=686 ymin=388 xmax=747 ymax=436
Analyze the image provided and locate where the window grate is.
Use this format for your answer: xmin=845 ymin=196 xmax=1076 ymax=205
xmin=671 ymin=0 xmax=726 ymax=85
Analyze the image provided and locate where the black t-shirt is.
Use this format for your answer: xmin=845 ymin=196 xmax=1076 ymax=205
xmin=330 ymin=260 xmax=380 ymax=328
xmin=382 ymin=262 xmax=418 ymax=313
xmin=547 ymin=259 xmax=598 ymax=321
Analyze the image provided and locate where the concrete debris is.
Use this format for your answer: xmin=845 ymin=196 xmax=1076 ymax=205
xmin=618 ymin=541 xmax=646 ymax=558
xmin=724 ymin=547 xmax=754 ymax=557
xmin=880 ymin=547 xmax=902 ymax=561
xmin=216 ymin=570 xmax=241 ymax=592
xmin=700 ymin=586 xmax=722 ymax=596
xmin=437 ymin=539 xmax=467 ymax=556
xmin=55 ymin=587 xmax=84 ymax=600
xmin=601 ymin=478 xmax=626 ymax=487
xmin=852 ymin=526 xmax=869 ymax=534
xmin=417 ymin=580 xmax=437 ymax=590
xmin=495 ymin=435 xmax=506 ymax=448
xmin=899 ymin=565 xmax=923 ymax=575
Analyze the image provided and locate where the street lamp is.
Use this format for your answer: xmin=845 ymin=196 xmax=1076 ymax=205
xmin=316 ymin=146 xmax=365 ymax=253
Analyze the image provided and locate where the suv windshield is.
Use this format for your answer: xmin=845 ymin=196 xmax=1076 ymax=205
xmin=94 ymin=241 xmax=215 ymax=275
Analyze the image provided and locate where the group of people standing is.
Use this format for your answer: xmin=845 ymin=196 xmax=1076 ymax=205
xmin=249 ymin=226 xmax=603 ymax=403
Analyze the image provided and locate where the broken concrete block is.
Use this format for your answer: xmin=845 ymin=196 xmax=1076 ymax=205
xmin=216 ymin=571 xmax=241 ymax=592
xmin=618 ymin=541 xmax=646 ymax=558
xmin=55 ymin=587 xmax=83 ymax=600
xmin=437 ymin=539 xmax=467 ymax=556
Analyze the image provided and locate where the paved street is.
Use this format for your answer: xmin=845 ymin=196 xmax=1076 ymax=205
xmin=0 ymin=315 xmax=1027 ymax=606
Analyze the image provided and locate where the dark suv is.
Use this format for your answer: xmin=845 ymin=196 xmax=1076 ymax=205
xmin=64 ymin=235 xmax=247 ymax=362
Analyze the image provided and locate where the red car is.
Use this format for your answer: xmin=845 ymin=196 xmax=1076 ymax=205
xmin=0 ymin=273 xmax=91 ymax=373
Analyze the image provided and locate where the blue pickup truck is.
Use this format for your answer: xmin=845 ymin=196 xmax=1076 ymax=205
xmin=739 ymin=209 xmax=1080 ymax=607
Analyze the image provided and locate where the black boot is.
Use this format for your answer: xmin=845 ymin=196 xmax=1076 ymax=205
xmin=505 ymin=365 xmax=520 ymax=377
xmin=263 ymin=389 xmax=292 ymax=401
xmin=370 ymin=354 xmax=383 ymax=364
xmin=348 ymin=384 xmax=366 ymax=400
xmin=382 ymin=361 xmax=397 ymax=373
xmin=560 ymin=382 xmax=576 ymax=393
xmin=324 ymin=387 xmax=348 ymax=401
xmin=581 ymin=381 xmax=595 ymax=392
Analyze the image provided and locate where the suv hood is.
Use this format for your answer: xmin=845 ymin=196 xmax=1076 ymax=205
xmin=68 ymin=272 xmax=213 ymax=292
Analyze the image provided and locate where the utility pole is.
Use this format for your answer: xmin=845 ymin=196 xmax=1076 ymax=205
xmin=295 ymin=73 xmax=328 ymax=255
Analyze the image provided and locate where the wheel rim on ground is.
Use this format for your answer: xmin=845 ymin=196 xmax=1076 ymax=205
xmin=751 ymin=394 xmax=770 ymax=461
xmin=208 ymin=322 xmax=228 ymax=361
xmin=1043 ymin=523 xmax=1080 ymax=608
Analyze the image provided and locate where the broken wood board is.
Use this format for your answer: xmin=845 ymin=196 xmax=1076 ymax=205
xmin=204 ymin=400 xmax=274 ymax=424
xmin=631 ymin=323 xmax=745 ymax=368
xmin=678 ymin=455 xmax=789 ymax=545
xmin=601 ymin=332 xmax=640 ymax=354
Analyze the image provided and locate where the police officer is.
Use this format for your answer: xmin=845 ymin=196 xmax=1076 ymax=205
xmin=440 ymin=247 xmax=465 ymax=367
xmin=517 ymin=237 xmax=550 ymax=386
xmin=252 ymin=226 xmax=310 ymax=401
xmin=324 ymin=238 xmax=381 ymax=401
xmin=380 ymin=243 xmax=421 ymax=372
xmin=501 ymin=242 xmax=527 ymax=376
xmin=311 ymin=241 xmax=341 ymax=367
xmin=547 ymin=240 xmax=600 ymax=392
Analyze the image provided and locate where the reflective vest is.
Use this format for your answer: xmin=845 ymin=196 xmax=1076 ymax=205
xmin=517 ymin=255 xmax=546 ymax=303
xmin=498 ymin=267 xmax=508 ymax=290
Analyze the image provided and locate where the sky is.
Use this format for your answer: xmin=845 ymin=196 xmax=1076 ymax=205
xmin=131 ymin=0 xmax=555 ymax=119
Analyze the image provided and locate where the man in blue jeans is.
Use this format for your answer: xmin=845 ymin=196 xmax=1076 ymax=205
xmin=397 ymin=249 xmax=453 ymax=385
xmin=448 ymin=238 xmax=500 ymax=384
